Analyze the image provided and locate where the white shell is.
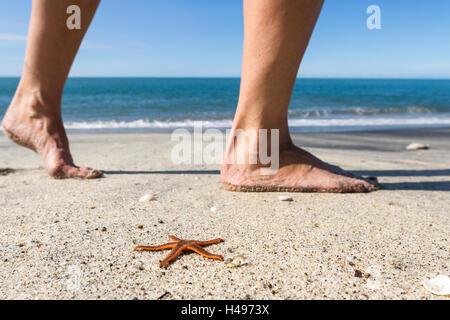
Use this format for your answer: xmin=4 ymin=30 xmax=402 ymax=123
xmin=366 ymin=265 xmax=383 ymax=290
xmin=210 ymin=207 xmax=218 ymax=213
xmin=225 ymin=255 xmax=249 ymax=268
xmin=278 ymin=196 xmax=293 ymax=202
xmin=422 ymin=274 xmax=450 ymax=295
xmin=406 ymin=143 xmax=429 ymax=151
xmin=139 ymin=194 xmax=157 ymax=202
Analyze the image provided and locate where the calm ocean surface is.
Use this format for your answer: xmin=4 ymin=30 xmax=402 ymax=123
xmin=1 ymin=77 xmax=450 ymax=133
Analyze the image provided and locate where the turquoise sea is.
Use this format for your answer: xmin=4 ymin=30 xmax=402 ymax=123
xmin=1 ymin=78 xmax=450 ymax=133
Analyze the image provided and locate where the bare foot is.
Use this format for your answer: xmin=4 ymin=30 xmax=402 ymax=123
xmin=221 ymin=143 xmax=379 ymax=193
xmin=1 ymin=93 xmax=102 ymax=179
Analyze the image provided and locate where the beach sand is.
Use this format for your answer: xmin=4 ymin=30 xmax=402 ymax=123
xmin=0 ymin=128 xmax=449 ymax=300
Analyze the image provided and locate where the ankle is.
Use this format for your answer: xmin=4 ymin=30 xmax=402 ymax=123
xmin=229 ymin=121 xmax=292 ymax=148
xmin=10 ymin=86 xmax=61 ymax=118
xmin=223 ymin=126 xmax=289 ymax=171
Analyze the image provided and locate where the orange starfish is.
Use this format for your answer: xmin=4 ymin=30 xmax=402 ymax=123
xmin=134 ymin=236 xmax=224 ymax=268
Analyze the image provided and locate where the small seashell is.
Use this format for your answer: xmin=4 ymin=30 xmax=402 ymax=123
xmin=422 ymin=274 xmax=450 ymax=295
xmin=366 ymin=265 xmax=383 ymax=290
xmin=278 ymin=195 xmax=293 ymax=202
xmin=225 ymin=255 xmax=249 ymax=268
xmin=139 ymin=194 xmax=157 ymax=202
xmin=210 ymin=207 xmax=218 ymax=213
xmin=406 ymin=143 xmax=429 ymax=151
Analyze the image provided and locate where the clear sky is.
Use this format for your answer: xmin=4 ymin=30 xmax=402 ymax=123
xmin=0 ymin=0 xmax=449 ymax=78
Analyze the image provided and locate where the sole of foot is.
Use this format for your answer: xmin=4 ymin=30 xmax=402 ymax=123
xmin=222 ymin=181 xmax=379 ymax=193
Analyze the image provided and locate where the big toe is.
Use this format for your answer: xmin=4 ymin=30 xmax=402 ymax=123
xmin=326 ymin=164 xmax=380 ymax=191
xmin=80 ymin=167 xmax=103 ymax=179
xmin=345 ymin=177 xmax=380 ymax=192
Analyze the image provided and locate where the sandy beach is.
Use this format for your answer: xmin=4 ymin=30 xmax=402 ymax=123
xmin=0 ymin=128 xmax=449 ymax=300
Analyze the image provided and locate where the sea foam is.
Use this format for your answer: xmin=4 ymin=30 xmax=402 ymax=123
xmin=64 ymin=115 xmax=450 ymax=130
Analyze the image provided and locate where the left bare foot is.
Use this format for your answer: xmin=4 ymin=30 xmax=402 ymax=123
xmin=1 ymin=92 xmax=102 ymax=179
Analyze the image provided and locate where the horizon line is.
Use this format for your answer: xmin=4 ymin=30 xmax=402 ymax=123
xmin=0 ymin=76 xmax=450 ymax=80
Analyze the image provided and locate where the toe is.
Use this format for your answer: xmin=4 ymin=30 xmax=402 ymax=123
xmin=364 ymin=178 xmax=380 ymax=191
xmin=325 ymin=164 xmax=380 ymax=192
xmin=85 ymin=169 xmax=103 ymax=179
xmin=335 ymin=176 xmax=377 ymax=193
xmin=352 ymin=178 xmax=380 ymax=192
xmin=74 ymin=166 xmax=103 ymax=179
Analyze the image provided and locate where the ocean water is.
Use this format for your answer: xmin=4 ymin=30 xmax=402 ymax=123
xmin=1 ymin=77 xmax=450 ymax=133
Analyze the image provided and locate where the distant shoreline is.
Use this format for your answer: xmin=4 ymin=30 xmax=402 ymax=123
xmin=2 ymin=125 xmax=450 ymax=136
xmin=1 ymin=76 xmax=450 ymax=80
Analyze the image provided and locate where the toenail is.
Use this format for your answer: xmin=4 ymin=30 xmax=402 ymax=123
xmin=88 ymin=169 xmax=103 ymax=178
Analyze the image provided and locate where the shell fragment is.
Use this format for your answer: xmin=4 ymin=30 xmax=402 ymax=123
xmin=422 ymin=274 xmax=450 ymax=295
xmin=406 ymin=143 xmax=429 ymax=151
xmin=225 ymin=255 xmax=249 ymax=268
xmin=278 ymin=196 xmax=294 ymax=202
xmin=139 ymin=194 xmax=157 ymax=202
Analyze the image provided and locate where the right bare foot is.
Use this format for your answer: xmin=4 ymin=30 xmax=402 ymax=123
xmin=1 ymin=93 xmax=102 ymax=179
xmin=221 ymin=142 xmax=379 ymax=193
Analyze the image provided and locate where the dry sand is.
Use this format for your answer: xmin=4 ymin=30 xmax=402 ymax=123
xmin=0 ymin=128 xmax=449 ymax=300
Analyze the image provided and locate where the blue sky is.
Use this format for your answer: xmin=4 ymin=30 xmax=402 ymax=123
xmin=0 ymin=0 xmax=449 ymax=78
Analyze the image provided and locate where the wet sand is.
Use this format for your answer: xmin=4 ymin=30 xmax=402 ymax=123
xmin=0 ymin=128 xmax=449 ymax=299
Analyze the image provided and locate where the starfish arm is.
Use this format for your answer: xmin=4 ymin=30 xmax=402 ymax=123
xmin=193 ymin=238 xmax=224 ymax=246
xmin=160 ymin=244 xmax=185 ymax=268
xmin=169 ymin=235 xmax=181 ymax=242
xmin=134 ymin=242 xmax=175 ymax=251
xmin=188 ymin=244 xmax=224 ymax=261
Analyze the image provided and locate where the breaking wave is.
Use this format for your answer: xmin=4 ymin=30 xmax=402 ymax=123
xmin=64 ymin=114 xmax=450 ymax=130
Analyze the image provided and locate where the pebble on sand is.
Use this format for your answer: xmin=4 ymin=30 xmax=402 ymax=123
xmin=139 ymin=194 xmax=157 ymax=202
xmin=406 ymin=143 xmax=429 ymax=151
xmin=354 ymin=269 xmax=363 ymax=278
xmin=278 ymin=196 xmax=294 ymax=202
xmin=210 ymin=207 xmax=218 ymax=213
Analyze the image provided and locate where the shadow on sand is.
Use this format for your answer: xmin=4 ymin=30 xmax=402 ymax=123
xmin=104 ymin=170 xmax=220 ymax=175
xmin=104 ymin=169 xmax=450 ymax=191
xmin=352 ymin=169 xmax=450 ymax=191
